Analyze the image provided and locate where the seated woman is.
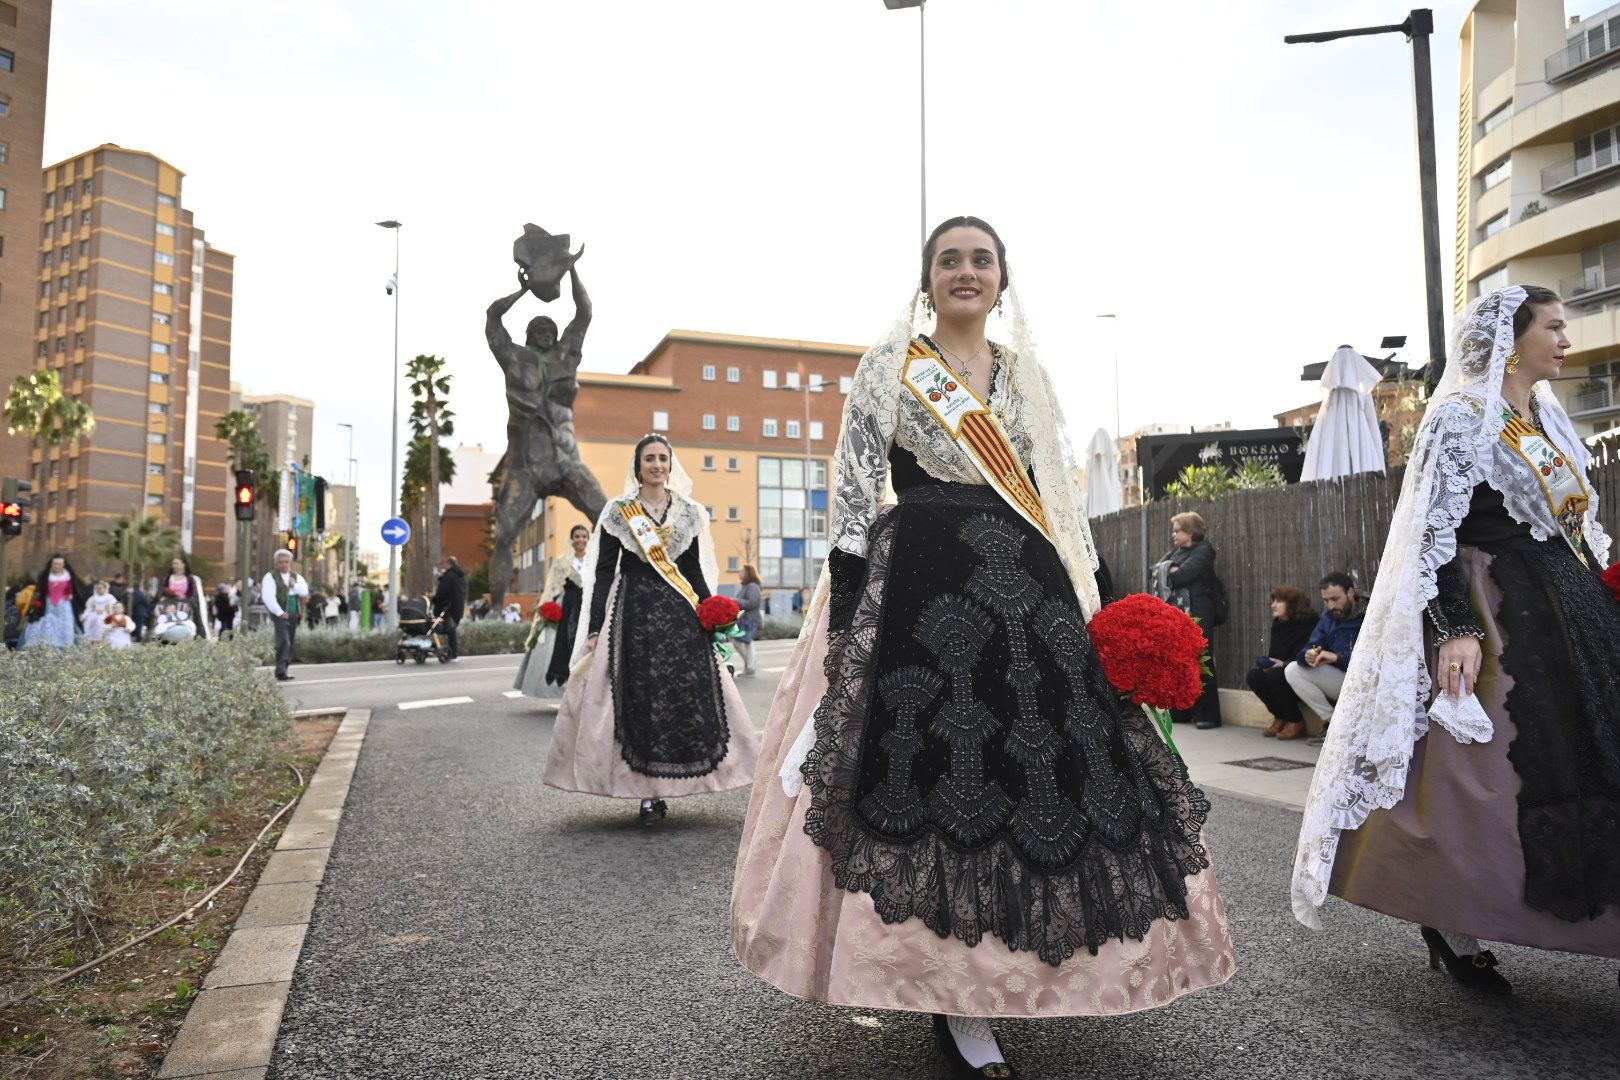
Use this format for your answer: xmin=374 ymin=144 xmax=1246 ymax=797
xmin=1246 ymin=585 xmax=1318 ymax=739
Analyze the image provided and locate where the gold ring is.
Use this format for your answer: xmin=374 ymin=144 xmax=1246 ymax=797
xmin=1447 ymin=662 xmax=1462 ymax=671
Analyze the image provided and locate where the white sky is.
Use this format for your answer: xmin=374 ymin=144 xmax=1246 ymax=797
xmin=47 ymin=0 xmax=1568 ymax=548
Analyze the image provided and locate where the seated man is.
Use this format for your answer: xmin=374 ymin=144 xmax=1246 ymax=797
xmin=1284 ymin=572 xmax=1366 ymax=742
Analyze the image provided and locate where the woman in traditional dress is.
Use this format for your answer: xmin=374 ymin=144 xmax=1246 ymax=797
xmin=730 ymin=218 xmax=1235 ymax=1078
xmin=515 ymin=523 xmax=590 ymax=701
xmin=1293 ymin=286 xmax=1620 ymax=992
xmin=543 ymin=435 xmax=759 ymax=824
xmin=80 ymin=580 xmax=118 ymax=644
xmin=22 ymin=554 xmax=87 ymax=649
xmin=157 ymin=555 xmax=212 ymax=640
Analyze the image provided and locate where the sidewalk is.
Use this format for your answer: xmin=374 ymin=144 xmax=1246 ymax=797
xmin=1173 ymin=720 xmax=1320 ymax=811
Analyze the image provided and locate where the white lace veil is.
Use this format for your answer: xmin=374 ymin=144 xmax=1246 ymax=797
xmin=569 ymin=439 xmax=719 ymax=666
xmin=1291 ymin=285 xmax=1612 ymax=928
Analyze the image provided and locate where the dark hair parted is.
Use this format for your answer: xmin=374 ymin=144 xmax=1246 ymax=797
xmin=569 ymin=524 xmax=591 ymax=539
xmin=632 ymin=433 xmax=673 ymax=482
xmin=920 ymin=216 xmax=1009 ymax=298
xmin=1512 ymin=286 xmax=1561 ymax=338
xmin=1318 ymin=571 xmax=1355 ymax=593
xmin=1269 ymin=585 xmax=1316 ymax=621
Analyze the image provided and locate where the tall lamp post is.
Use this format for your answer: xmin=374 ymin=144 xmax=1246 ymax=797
xmin=882 ymin=0 xmax=927 ymax=247
xmin=1284 ymin=9 xmax=1448 ymax=391
xmin=376 ymin=219 xmax=403 ymax=629
xmin=337 ymin=421 xmax=354 ymax=611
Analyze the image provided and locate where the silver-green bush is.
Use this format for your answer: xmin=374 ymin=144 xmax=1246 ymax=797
xmin=0 ymin=640 xmax=292 ymax=958
xmin=235 ymin=619 xmax=527 ymax=665
xmin=758 ymin=614 xmax=805 ymax=640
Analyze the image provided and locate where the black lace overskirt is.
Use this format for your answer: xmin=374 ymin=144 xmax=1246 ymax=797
xmin=802 ymin=483 xmax=1212 ymax=966
xmin=607 ymin=570 xmax=730 ymax=778
xmin=1490 ymin=542 xmax=1620 ymax=922
xmin=545 ymin=581 xmax=583 ymax=687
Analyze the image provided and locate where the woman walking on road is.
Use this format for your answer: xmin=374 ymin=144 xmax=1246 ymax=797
xmin=733 ymin=563 xmax=763 ymax=676
xmin=730 ymin=218 xmax=1235 ymax=1078
xmin=543 ymin=435 xmax=758 ymax=825
xmin=1293 ymin=286 xmax=1620 ymax=991
xmin=516 ymin=523 xmax=590 ymax=701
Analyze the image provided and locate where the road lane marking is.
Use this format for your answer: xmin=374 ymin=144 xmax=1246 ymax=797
xmin=398 ymin=696 xmax=475 ymax=711
xmin=502 ymin=690 xmax=524 ymax=698
xmin=287 ymin=666 xmax=518 ymax=687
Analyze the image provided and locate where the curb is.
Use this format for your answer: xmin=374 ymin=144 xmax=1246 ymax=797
xmin=156 ymin=708 xmax=371 ymax=1080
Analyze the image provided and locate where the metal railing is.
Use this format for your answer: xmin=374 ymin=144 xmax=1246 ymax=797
xmin=1541 ymin=147 xmax=1620 ymax=192
xmin=1569 ymin=378 xmax=1618 ymax=416
xmin=1561 ymin=263 xmax=1620 ymax=304
xmin=1546 ymin=22 xmax=1620 ymax=83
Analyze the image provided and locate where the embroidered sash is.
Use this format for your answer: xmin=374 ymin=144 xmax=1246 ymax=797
xmin=615 ymin=499 xmax=701 ymax=608
xmin=1499 ymin=406 xmax=1591 ymax=563
xmin=900 ymin=339 xmax=1051 ymax=537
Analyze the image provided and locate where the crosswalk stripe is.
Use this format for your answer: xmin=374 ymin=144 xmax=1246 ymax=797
xmin=398 ymin=696 xmax=475 ymax=711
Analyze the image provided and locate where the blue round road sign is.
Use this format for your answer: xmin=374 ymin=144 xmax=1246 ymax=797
xmin=381 ymin=517 xmax=411 ymax=546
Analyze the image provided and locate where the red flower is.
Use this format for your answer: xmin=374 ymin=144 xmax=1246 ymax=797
xmin=539 ymin=601 xmax=564 ymax=624
xmin=1602 ymin=562 xmax=1620 ymax=605
xmin=698 ymin=594 xmax=741 ymax=632
xmin=1087 ymin=593 xmax=1208 ymax=711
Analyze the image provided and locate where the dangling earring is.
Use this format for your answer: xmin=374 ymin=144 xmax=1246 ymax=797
xmin=922 ymin=292 xmax=934 ymax=316
xmin=994 ymin=295 xmax=1004 ymax=315
xmin=1505 ymin=351 xmax=1520 ymax=375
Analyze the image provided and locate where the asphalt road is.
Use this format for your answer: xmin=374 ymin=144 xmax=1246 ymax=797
xmin=268 ymin=644 xmax=1617 ymax=1080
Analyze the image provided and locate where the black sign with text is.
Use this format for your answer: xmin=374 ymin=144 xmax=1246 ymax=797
xmin=1137 ymin=427 xmax=1308 ymax=499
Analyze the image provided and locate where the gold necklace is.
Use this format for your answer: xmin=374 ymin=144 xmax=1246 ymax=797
xmin=937 ymin=339 xmax=990 ymax=386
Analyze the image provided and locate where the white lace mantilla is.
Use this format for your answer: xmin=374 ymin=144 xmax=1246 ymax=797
xmin=1291 ymin=286 xmax=1613 ymax=928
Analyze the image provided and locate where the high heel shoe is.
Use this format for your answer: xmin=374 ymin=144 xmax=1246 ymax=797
xmin=931 ymin=1014 xmax=1018 ymax=1079
xmin=1419 ymin=926 xmax=1512 ymax=995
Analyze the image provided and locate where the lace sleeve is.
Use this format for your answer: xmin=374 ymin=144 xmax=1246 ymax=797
xmin=1424 ymin=558 xmax=1484 ymax=643
xmin=830 ymin=344 xmax=900 ymax=558
xmin=826 ymin=548 xmax=866 ymax=634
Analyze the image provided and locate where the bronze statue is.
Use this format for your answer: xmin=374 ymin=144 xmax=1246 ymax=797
xmin=485 ymin=226 xmax=606 ymax=607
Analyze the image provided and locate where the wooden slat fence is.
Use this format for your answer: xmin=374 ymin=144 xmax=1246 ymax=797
xmin=1089 ymin=452 xmax=1620 ymax=689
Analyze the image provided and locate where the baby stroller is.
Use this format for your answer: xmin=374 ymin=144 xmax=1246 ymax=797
xmin=396 ymin=596 xmax=448 ymax=665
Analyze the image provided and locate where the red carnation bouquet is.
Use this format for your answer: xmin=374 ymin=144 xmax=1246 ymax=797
xmin=1087 ymin=592 xmax=1210 ymax=762
xmin=1603 ymin=562 xmax=1620 ymax=605
xmin=539 ymin=601 xmax=565 ymax=624
xmin=697 ymin=595 xmax=744 ymax=662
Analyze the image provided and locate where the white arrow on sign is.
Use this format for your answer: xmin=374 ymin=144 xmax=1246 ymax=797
xmin=381 ymin=517 xmax=412 ymax=546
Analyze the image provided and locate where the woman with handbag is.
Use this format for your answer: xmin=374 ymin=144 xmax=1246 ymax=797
xmin=1155 ymin=512 xmax=1222 ymax=728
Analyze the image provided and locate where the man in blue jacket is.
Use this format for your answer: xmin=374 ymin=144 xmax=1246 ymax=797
xmin=1282 ymin=571 xmax=1365 ymax=741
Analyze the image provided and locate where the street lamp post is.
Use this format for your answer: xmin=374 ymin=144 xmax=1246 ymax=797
xmin=1284 ymin=9 xmax=1447 ymax=391
xmin=376 ymin=220 xmax=402 ymax=629
xmin=882 ymin=0 xmax=927 ymax=247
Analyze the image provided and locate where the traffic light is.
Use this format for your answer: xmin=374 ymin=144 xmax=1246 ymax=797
xmin=233 ymin=469 xmax=257 ymax=521
xmin=285 ymin=532 xmax=299 ymax=558
xmin=0 ymin=477 xmax=33 ymax=537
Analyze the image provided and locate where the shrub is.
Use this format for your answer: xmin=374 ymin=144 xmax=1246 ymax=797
xmin=757 ymin=615 xmax=804 ymax=640
xmin=455 ymin=619 xmax=527 ymax=655
xmin=0 ymin=640 xmax=292 ymax=958
xmin=236 ymin=620 xmax=528 ymax=665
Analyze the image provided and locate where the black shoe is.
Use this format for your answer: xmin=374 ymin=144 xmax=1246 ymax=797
xmin=638 ymin=801 xmax=657 ymax=826
xmin=275 ymin=672 xmax=293 ymax=681
xmin=653 ymin=799 xmax=668 ymax=820
xmin=1195 ymin=719 xmax=1222 ymax=729
xmin=931 ymin=1014 xmax=1018 ymax=1079
xmin=1420 ymin=927 xmax=1512 ymax=994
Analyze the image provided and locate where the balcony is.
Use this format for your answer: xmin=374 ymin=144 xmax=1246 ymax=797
xmin=1568 ymin=376 xmax=1620 ymax=418
xmin=1546 ymin=21 xmax=1620 ymax=84
xmin=1542 ymin=147 xmax=1620 ymax=195
xmin=1562 ymin=264 xmax=1620 ymax=308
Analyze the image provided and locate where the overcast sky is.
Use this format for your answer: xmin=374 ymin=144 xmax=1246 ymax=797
xmin=48 ymin=0 xmax=1547 ymax=549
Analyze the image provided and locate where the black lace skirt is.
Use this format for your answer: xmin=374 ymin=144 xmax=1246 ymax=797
xmin=802 ymin=482 xmax=1212 ymax=966
xmin=1491 ymin=540 xmax=1620 ymax=922
xmin=607 ymin=570 xmax=731 ymax=779
xmin=544 ymin=581 xmax=583 ymax=687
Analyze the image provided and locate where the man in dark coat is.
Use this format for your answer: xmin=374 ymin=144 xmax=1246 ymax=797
xmin=432 ymin=555 xmax=469 ymax=661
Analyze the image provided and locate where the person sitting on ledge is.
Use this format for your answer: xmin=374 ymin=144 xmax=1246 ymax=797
xmin=1283 ymin=571 xmax=1366 ymax=742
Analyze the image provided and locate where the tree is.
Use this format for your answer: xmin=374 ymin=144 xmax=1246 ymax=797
xmin=1164 ymin=458 xmax=1286 ymax=501
xmin=406 ymin=355 xmax=454 ymax=593
xmin=1229 ymin=458 xmax=1287 ymax=491
xmin=400 ymin=433 xmax=456 ymax=595
xmin=5 ymin=369 xmax=96 ymax=563
xmin=93 ymin=513 xmax=179 ymax=602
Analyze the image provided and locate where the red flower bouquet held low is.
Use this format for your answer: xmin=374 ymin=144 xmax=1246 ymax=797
xmin=1603 ymin=561 xmax=1620 ymax=605
xmin=539 ymin=601 xmax=565 ymax=624
xmin=1087 ymin=592 xmax=1210 ymax=763
xmin=697 ymin=595 xmax=744 ymax=662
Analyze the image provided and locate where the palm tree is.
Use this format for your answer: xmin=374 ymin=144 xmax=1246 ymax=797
xmin=400 ymin=433 xmax=456 ymax=594
xmin=5 ymin=369 xmax=96 ymax=564
xmin=406 ymin=355 xmax=454 ymax=592
xmin=93 ymin=513 xmax=179 ymax=608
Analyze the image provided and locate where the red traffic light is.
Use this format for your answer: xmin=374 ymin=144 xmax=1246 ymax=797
xmin=233 ymin=468 xmax=256 ymax=521
xmin=0 ymin=501 xmax=21 ymax=536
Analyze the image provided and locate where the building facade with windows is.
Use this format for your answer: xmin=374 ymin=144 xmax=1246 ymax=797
xmin=517 ymin=330 xmax=863 ymax=599
xmin=238 ymin=389 xmax=313 ymax=576
xmin=0 ymin=0 xmax=51 ymax=486
xmin=1456 ymin=0 xmax=1620 ymax=434
xmin=32 ymin=145 xmax=235 ymax=570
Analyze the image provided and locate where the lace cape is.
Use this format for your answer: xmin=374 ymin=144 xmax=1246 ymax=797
xmin=1290 ymin=286 xmax=1614 ymax=928
xmin=781 ymin=286 xmax=1104 ymax=794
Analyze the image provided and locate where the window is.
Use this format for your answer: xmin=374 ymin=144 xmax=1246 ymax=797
xmin=1481 ymin=156 xmax=1511 ymax=190
xmin=705 ymin=505 xmax=715 ymax=518
xmin=152 ymin=341 xmax=169 ymax=355
xmin=702 ymin=413 xmax=716 ymax=430
xmin=810 ymin=373 xmax=824 ymax=390
xmin=149 ymin=372 xmax=168 ymax=384
xmin=81 ymin=210 xmax=90 ymax=226
xmin=154 ymin=282 xmax=172 ymax=295
xmin=74 ymin=301 xmax=84 ymax=318
xmin=763 ymin=418 xmax=778 ymax=437
xmin=0 ymin=187 xmax=5 ymax=210
xmin=727 ymin=456 xmax=740 ymax=471
xmin=785 ymin=371 xmax=801 ymax=389
xmin=41 ymin=251 xmax=51 ymax=267
xmin=82 ymin=179 xmax=92 ymax=195
xmin=147 ymin=463 xmax=165 ymax=476
xmin=77 ymin=240 xmax=88 ymax=257
xmin=36 ymin=311 xmax=45 ymax=328
xmin=149 ymin=402 xmax=167 ymax=415
xmin=809 ymin=421 xmax=824 ymax=441
xmin=651 ymin=410 xmax=669 ymax=431
xmin=727 ymin=506 xmax=740 ymax=522
xmin=154 ymin=251 xmax=175 ymax=266
xmin=155 ymin=222 xmax=175 ymax=237
xmin=146 ymin=494 xmax=163 ymax=506
xmin=0 ymin=51 xmax=11 ymax=74
xmin=1476 ymin=263 xmax=1509 ymax=296
xmin=153 ymin=311 xmax=171 ymax=325
xmin=76 ymin=270 xmax=87 ymax=286
xmin=759 ymin=458 xmax=780 ymax=486
xmin=786 ymin=420 xmax=801 ymax=439
xmin=702 ymin=454 xmax=716 ymax=470
xmin=56 ymin=337 xmax=65 ymax=353
xmin=74 ymin=333 xmax=83 ymax=348
xmin=42 ymin=221 xmax=52 ymax=240
xmin=36 ymin=342 xmax=44 ymax=357
xmin=147 ymin=433 xmax=167 ymax=445
xmin=158 ymin=193 xmax=175 ymax=207
xmin=726 ymin=366 xmax=740 ymax=383
xmin=726 ymin=415 xmax=740 ymax=432
xmin=763 ymin=370 xmax=778 ymax=389
xmin=1479 ymin=212 xmax=1508 ymax=240
xmin=61 ymin=186 xmax=71 ymax=203
xmin=702 ymin=364 xmax=716 ymax=381
xmin=44 ymin=191 xmax=54 ymax=209
xmin=727 ymin=556 xmax=740 ymax=573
